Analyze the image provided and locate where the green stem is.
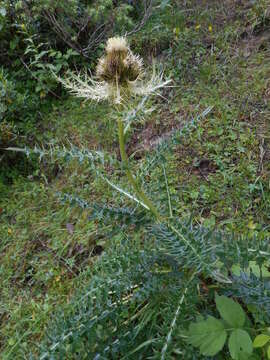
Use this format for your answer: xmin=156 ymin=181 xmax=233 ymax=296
xmin=117 ymin=118 xmax=161 ymax=220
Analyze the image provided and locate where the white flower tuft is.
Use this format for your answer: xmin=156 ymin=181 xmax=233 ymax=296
xmin=106 ymin=37 xmax=128 ymax=54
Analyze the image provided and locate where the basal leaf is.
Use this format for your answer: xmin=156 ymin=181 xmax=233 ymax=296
xmin=253 ymin=334 xmax=270 ymax=348
xmin=215 ymin=295 xmax=245 ymax=328
xmin=228 ymin=329 xmax=253 ymax=360
xmin=188 ymin=316 xmax=227 ymax=356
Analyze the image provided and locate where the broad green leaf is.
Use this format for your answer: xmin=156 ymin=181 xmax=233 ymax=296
xmin=249 ymin=261 xmax=270 ymax=278
xmin=253 ymin=334 xmax=270 ymax=348
xmin=228 ymin=329 xmax=253 ymax=360
xmin=231 ymin=261 xmax=270 ymax=278
xmin=0 ymin=7 xmax=6 ymax=17
xmin=215 ymin=295 xmax=245 ymax=328
xmin=267 ymin=345 xmax=270 ymax=360
xmin=188 ymin=316 xmax=227 ymax=356
xmin=231 ymin=264 xmax=241 ymax=276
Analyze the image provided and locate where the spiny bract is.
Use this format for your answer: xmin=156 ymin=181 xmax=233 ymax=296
xmin=56 ymin=36 xmax=170 ymax=104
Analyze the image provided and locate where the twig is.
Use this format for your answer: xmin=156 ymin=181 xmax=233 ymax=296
xmin=125 ymin=0 xmax=153 ymax=36
xmin=258 ymin=137 xmax=266 ymax=173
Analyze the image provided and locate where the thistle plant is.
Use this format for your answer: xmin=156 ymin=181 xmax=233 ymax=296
xmin=11 ymin=37 xmax=270 ymax=360
xmin=57 ymin=36 xmax=170 ymax=220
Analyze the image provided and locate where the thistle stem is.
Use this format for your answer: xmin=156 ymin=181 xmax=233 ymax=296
xmin=117 ymin=118 xmax=161 ymax=220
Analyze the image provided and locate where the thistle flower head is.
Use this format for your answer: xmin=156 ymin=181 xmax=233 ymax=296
xmin=57 ymin=36 xmax=170 ymax=104
xmin=96 ymin=36 xmax=143 ymax=84
xmin=106 ymin=37 xmax=128 ymax=54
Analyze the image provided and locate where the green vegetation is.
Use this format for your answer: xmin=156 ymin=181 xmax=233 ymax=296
xmin=1 ymin=0 xmax=270 ymax=359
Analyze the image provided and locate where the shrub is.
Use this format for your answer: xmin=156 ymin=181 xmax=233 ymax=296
xmin=0 ymin=0 xmax=154 ymax=64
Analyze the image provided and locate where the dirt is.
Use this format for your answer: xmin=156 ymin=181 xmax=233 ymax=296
xmin=126 ymin=105 xmax=185 ymax=159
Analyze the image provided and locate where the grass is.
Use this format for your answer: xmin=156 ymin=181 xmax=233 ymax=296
xmin=1 ymin=0 xmax=270 ymax=358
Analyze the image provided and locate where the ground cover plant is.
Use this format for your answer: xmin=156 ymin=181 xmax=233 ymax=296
xmin=1 ymin=0 xmax=270 ymax=359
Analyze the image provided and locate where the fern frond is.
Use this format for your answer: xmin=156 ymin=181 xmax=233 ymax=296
xmin=223 ymin=272 xmax=270 ymax=322
xmin=6 ymin=144 xmax=118 ymax=169
xmin=150 ymin=220 xmax=223 ymax=279
xmin=58 ymin=192 xmax=148 ymax=227
xmin=38 ymin=237 xmax=200 ymax=359
xmin=38 ymin=220 xmax=270 ymax=359
xmin=151 ymin=219 xmax=270 ymax=282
